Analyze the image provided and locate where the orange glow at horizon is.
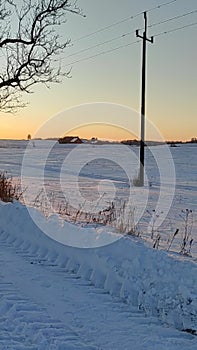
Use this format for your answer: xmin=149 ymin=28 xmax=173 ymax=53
xmin=66 ymin=124 xmax=138 ymax=142
xmin=0 ymin=121 xmax=195 ymax=142
xmin=0 ymin=111 xmax=195 ymax=142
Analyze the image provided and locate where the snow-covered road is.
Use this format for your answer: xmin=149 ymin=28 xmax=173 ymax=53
xmin=0 ymin=207 xmax=196 ymax=349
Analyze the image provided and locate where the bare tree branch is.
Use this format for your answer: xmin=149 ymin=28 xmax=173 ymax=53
xmin=0 ymin=0 xmax=83 ymax=112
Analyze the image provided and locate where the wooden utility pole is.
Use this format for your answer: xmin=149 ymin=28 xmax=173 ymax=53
xmin=136 ymin=12 xmax=154 ymax=186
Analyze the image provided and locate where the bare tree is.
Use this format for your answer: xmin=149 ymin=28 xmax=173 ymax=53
xmin=0 ymin=0 xmax=83 ymax=112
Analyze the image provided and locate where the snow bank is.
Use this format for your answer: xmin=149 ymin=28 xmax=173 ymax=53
xmin=0 ymin=200 xmax=196 ymax=333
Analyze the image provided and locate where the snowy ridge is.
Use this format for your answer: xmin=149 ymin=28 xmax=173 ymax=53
xmin=0 ymin=200 xmax=197 ymax=337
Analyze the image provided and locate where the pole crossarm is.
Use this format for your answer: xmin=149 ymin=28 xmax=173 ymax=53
xmin=136 ymin=12 xmax=154 ymax=43
xmin=136 ymin=30 xmax=154 ymax=43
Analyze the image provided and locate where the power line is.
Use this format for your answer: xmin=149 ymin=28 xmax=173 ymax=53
xmin=71 ymin=15 xmax=138 ymax=43
xmin=62 ymin=21 xmax=197 ymax=68
xmin=147 ymin=0 xmax=178 ymax=13
xmin=63 ymin=32 xmax=135 ymax=59
xmin=63 ymin=40 xmax=140 ymax=67
xmin=154 ymin=21 xmax=197 ymax=37
xmin=149 ymin=9 xmax=197 ymax=28
xmin=71 ymin=0 xmax=178 ymax=43
xmin=59 ymin=9 xmax=196 ymax=62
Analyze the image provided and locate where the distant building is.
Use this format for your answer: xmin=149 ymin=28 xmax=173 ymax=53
xmin=90 ymin=137 xmax=98 ymax=144
xmin=58 ymin=136 xmax=82 ymax=144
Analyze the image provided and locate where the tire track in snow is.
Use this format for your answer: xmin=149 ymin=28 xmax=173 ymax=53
xmin=0 ymin=281 xmax=98 ymax=349
xmin=0 ymin=229 xmax=196 ymax=350
xmin=0 ymin=234 xmax=98 ymax=349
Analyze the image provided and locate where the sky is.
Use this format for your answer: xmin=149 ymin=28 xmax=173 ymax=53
xmin=0 ymin=0 xmax=196 ymax=141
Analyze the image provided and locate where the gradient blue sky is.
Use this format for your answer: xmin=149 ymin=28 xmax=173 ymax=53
xmin=0 ymin=0 xmax=196 ymax=141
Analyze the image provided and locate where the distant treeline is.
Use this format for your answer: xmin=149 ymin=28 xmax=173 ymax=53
xmin=166 ymin=137 xmax=197 ymax=145
xmin=27 ymin=136 xmax=197 ymax=145
xmin=121 ymin=140 xmax=164 ymax=146
xmin=121 ymin=137 xmax=197 ymax=146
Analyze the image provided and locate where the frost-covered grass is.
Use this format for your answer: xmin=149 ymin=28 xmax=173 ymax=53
xmin=31 ymin=189 xmax=195 ymax=256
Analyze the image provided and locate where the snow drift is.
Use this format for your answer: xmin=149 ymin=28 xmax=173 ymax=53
xmin=0 ymin=200 xmax=196 ymax=333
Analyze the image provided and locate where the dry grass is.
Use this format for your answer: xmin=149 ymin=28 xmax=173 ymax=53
xmin=0 ymin=172 xmax=23 ymax=202
xmin=21 ymin=188 xmax=195 ymax=256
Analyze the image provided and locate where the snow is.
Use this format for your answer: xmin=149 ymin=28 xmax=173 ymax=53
xmin=70 ymin=138 xmax=78 ymax=143
xmin=0 ymin=140 xmax=195 ymax=255
xmin=0 ymin=200 xmax=197 ymax=349
xmin=0 ymin=140 xmax=196 ymax=349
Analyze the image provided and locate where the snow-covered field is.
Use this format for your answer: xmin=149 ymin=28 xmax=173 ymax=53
xmin=0 ymin=139 xmax=196 ymax=254
xmin=0 ymin=139 xmax=196 ymax=349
